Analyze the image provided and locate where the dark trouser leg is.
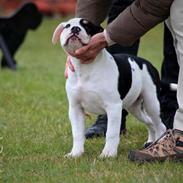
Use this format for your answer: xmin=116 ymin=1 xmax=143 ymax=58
xmin=85 ymin=0 xmax=139 ymax=139
xmin=107 ymin=0 xmax=139 ymax=55
xmin=107 ymin=0 xmax=139 ymax=133
xmin=160 ymin=24 xmax=179 ymax=129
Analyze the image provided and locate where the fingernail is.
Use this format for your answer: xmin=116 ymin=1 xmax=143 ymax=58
xmin=75 ymin=50 xmax=79 ymax=54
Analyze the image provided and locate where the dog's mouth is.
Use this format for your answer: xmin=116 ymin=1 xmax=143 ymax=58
xmin=65 ymin=34 xmax=87 ymax=46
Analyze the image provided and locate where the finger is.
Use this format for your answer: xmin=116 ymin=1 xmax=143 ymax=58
xmin=64 ymin=62 xmax=69 ymax=79
xmin=67 ymin=51 xmax=77 ymax=57
xmin=75 ymin=45 xmax=90 ymax=55
xmin=68 ymin=59 xmax=75 ymax=72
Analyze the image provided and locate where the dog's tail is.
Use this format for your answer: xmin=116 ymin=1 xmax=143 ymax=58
xmin=161 ymin=81 xmax=178 ymax=92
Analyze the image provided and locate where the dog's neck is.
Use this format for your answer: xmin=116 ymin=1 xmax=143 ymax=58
xmin=67 ymin=48 xmax=109 ymax=79
xmin=69 ymin=48 xmax=108 ymax=68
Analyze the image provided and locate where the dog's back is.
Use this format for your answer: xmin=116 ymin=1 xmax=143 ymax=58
xmin=112 ymin=54 xmax=161 ymax=101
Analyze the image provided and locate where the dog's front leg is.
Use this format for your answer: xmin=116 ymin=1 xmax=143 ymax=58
xmin=65 ymin=104 xmax=85 ymax=158
xmin=100 ymin=103 xmax=122 ymax=158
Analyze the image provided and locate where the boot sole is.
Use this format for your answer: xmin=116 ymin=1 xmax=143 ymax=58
xmin=128 ymin=150 xmax=183 ymax=163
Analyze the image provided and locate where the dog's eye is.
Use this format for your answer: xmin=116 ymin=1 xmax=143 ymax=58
xmin=65 ymin=24 xmax=70 ymax=28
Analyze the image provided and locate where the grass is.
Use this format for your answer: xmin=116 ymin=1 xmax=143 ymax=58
xmin=0 ymin=17 xmax=182 ymax=183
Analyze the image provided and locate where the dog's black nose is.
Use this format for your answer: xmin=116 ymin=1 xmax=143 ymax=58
xmin=71 ymin=26 xmax=81 ymax=34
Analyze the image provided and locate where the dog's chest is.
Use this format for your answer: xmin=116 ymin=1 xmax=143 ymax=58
xmin=80 ymin=89 xmax=105 ymax=114
xmin=70 ymin=77 xmax=106 ymax=114
xmin=66 ymin=52 xmax=120 ymax=114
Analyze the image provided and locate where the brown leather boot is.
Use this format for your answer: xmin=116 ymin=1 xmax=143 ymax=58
xmin=128 ymin=129 xmax=183 ymax=162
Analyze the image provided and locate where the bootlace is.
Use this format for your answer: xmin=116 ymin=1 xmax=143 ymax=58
xmin=145 ymin=130 xmax=176 ymax=156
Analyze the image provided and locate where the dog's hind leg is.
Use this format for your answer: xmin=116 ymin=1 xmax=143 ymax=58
xmin=142 ymin=90 xmax=166 ymax=140
xmin=127 ymin=98 xmax=156 ymax=144
xmin=100 ymin=102 xmax=122 ymax=158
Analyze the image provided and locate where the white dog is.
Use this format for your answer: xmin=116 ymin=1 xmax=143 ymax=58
xmin=52 ymin=18 xmax=168 ymax=158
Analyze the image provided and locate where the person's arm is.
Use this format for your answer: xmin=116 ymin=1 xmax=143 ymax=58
xmin=106 ymin=0 xmax=174 ymax=46
xmin=76 ymin=0 xmax=113 ymax=25
xmin=74 ymin=0 xmax=174 ymax=63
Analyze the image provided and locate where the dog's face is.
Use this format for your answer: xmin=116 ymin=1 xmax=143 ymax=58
xmin=52 ymin=18 xmax=103 ymax=54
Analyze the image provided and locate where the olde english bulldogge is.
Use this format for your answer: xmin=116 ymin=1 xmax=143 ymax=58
xmin=52 ymin=18 xmax=169 ymax=158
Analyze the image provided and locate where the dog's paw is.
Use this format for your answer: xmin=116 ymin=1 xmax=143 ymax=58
xmin=64 ymin=150 xmax=84 ymax=158
xmin=99 ymin=148 xmax=117 ymax=158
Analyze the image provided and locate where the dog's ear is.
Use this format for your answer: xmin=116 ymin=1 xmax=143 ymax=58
xmin=80 ymin=19 xmax=103 ymax=36
xmin=52 ymin=22 xmax=65 ymax=44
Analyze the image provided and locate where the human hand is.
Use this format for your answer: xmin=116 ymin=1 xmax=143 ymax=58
xmin=65 ymin=56 xmax=75 ymax=79
xmin=71 ymin=32 xmax=108 ymax=64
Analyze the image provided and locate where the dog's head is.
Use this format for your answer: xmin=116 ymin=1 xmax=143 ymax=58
xmin=52 ymin=18 xmax=103 ymax=54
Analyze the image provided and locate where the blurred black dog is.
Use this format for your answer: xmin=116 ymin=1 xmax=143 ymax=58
xmin=0 ymin=3 xmax=43 ymax=68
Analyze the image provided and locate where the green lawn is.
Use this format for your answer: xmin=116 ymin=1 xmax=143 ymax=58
xmin=0 ymin=17 xmax=182 ymax=183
